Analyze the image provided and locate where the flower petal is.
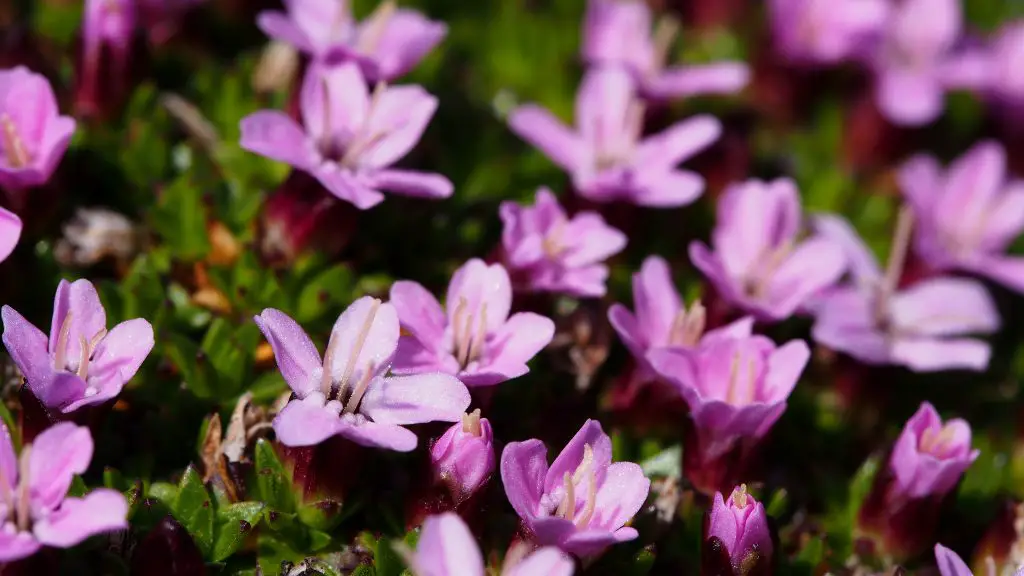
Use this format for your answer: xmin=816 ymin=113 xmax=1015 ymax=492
xmin=239 ymin=111 xmax=315 ymax=170
xmin=875 ymin=69 xmax=944 ymax=127
xmin=889 ymin=277 xmax=999 ymax=336
xmin=335 ymin=419 xmax=418 ymax=451
xmin=28 ymin=422 xmax=93 ymax=512
xmin=505 ymin=547 xmax=575 ymax=576
xmin=360 ymin=85 xmax=438 ymax=169
xmin=390 ymin=281 xmax=447 ymax=346
xmin=470 ymin=312 xmax=555 ymax=386
xmin=32 ymin=489 xmax=128 ymax=548
xmin=0 ymin=207 xmax=21 ymax=263
xmin=359 ymin=373 xmax=469 ymax=425
xmin=254 ymin=309 xmax=322 ymax=397
xmin=2 ymin=305 xmax=51 ymax=385
xmin=89 ymin=318 xmax=154 ymax=387
xmin=369 ymin=169 xmax=453 ymax=199
xmin=0 ymin=529 xmax=40 ymax=563
xmin=646 ymin=62 xmax=750 ymax=99
xmin=327 ymin=297 xmax=400 ymax=388
xmin=256 ymin=10 xmax=315 ymax=53
xmin=446 ymin=260 xmax=513 ymax=332
xmin=414 ymin=513 xmax=485 ymax=576
xmin=49 ymin=279 xmax=106 ymax=363
xmin=934 ymin=544 xmax=973 ymax=576
xmin=545 ymin=419 xmax=612 ymax=494
xmin=590 ymin=462 xmax=649 ymax=532
xmin=272 ymin=397 xmax=341 ymax=447
xmin=634 ymin=115 xmax=721 ymax=172
xmin=890 ymin=336 xmax=992 ymax=372
xmin=508 ymin=105 xmax=586 ymax=172
xmin=500 ymin=439 xmax=549 ymax=523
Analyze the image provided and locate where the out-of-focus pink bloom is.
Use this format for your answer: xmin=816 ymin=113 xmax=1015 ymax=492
xmin=607 ymin=255 xmax=756 ymax=383
xmin=404 ymin=512 xmax=575 ymax=576
xmin=768 ymin=0 xmax=888 ymax=64
xmin=255 ymin=298 xmax=470 ymax=451
xmin=390 ymin=259 xmax=555 ymax=387
xmin=900 ymin=141 xmax=1024 ymax=293
xmin=810 ymin=213 xmax=1000 ymax=372
xmin=986 ymin=21 xmax=1024 ymax=121
xmin=648 ymin=334 xmax=808 ymax=494
xmin=0 ymin=67 xmax=76 ymax=196
xmin=499 ymin=188 xmax=627 ymax=297
xmin=508 ymin=68 xmax=720 ymax=207
xmin=500 ymin=419 xmax=650 ymax=558
xmin=240 ymin=63 xmax=452 ymax=210
xmin=430 ymin=410 xmax=495 ymax=504
xmin=868 ymin=0 xmax=991 ymax=126
xmin=1 ymin=279 xmax=154 ymax=414
xmin=689 ymin=178 xmax=846 ymax=322
xmin=858 ymin=403 xmax=978 ymax=559
xmin=78 ymin=0 xmax=136 ymax=116
xmin=703 ymin=485 xmax=774 ymax=575
xmin=0 ymin=207 xmax=21 ymax=263
xmin=581 ymin=0 xmax=748 ymax=100
xmin=935 ymin=544 xmax=972 ymax=576
xmin=257 ymin=0 xmax=446 ymax=82
xmin=0 ymin=422 xmax=128 ymax=562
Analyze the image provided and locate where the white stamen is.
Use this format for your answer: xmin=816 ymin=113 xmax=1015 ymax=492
xmin=343 ymin=361 xmax=376 ymax=415
xmin=76 ymin=334 xmax=90 ymax=380
xmin=0 ymin=114 xmax=29 ymax=169
xmin=53 ymin=312 xmax=74 ymax=371
xmin=320 ymin=328 xmax=343 ymax=397
xmin=356 ymin=0 xmax=397 ymax=54
xmin=335 ymin=299 xmax=381 ymax=403
xmin=555 ymin=472 xmax=575 ymax=520
xmin=877 ymin=205 xmax=915 ymax=320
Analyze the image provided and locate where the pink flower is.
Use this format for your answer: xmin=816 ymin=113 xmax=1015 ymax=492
xmin=0 ymin=422 xmax=128 ymax=562
xmin=499 ymin=419 xmax=650 ymax=557
xmin=390 ymin=259 xmax=555 ymax=387
xmin=78 ymin=0 xmax=136 ymax=117
xmin=868 ymin=0 xmax=991 ymax=126
xmin=986 ymin=21 xmax=1024 ymax=121
xmin=607 ymin=255 xmax=756 ymax=383
xmin=1 ymin=279 xmax=155 ymax=413
xmin=934 ymin=544 xmax=972 ymax=576
xmin=499 ymin=188 xmax=627 ymax=297
xmin=255 ymin=297 xmax=470 ymax=451
xmin=899 ymin=141 xmax=1024 ymax=294
xmin=689 ymin=178 xmax=846 ymax=322
xmin=648 ymin=334 xmax=808 ymax=494
xmin=257 ymin=0 xmax=446 ymax=82
xmin=403 ymin=512 xmax=574 ymax=576
xmin=810 ymin=212 xmax=1000 ymax=372
xmin=240 ymin=63 xmax=452 ymax=210
xmin=581 ymin=0 xmax=748 ymax=101
xmin=430 ymin=410 xmax=495 ymax=504
xmin=768 ymin=0 xmax=888 ymax=65
xmin=508 ymin=68 xmax=720 ymax=207
xmin=0 ymin=207 xmax=21 ymax=263
xmin=703 ymin=485 xmax=774 ymax=575
xmin=0 ymin=67 xmax=76 ymax=195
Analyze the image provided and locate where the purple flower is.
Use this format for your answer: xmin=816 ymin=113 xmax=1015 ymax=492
xmin=1 ymin=279 xmax=154 ymax=413
xmin=508 ymin=68 xmax=720 ymax=207
xmin=499 ymin=188 xmax=627 ymax=297
xmin=240 ymin=62 xmax=452 ymax=210
xmin=402 ymin=512 xmax=574 ymax=576
xmin=703 ymin=485 xmax=773 ymax=575
xmin=499 ymin=419 xmax=650 ymax=558
xmin=689 ymin=178 xmax=846 ymax=322
xmin=84 ymin=0 xmax=135 ymax=56
xmin=934 ymin=544 xmax=985 ymax=576
xmin=899 ymin=141 xmax=1024 ymax=293
xmin=0 ymin=207 xmax=21 ymax=263
xmin=430 ymin=410 xmax=495 ymax=503
xmin=647 ymin=333 xmax=808 ymax=494
xmin=257 ymin=0 xmax=446 ymax=82
xmin=0 ymin=67 xmax=76 ymax=195
xmin=890 ymin=402 xmax=978 ymax=500
xmin=810 ymin=212 xmax=1000 ymax=372
xmin=768 ymin=0 xmax=888 ymax=64
xmin=0 ymin=422 xmax=128 ymax=562
xmin=607 ymin=255 xmax=756 ymax=383
xmin=868 ymin=0 xmax=991 ymax=126
xmin=255 ymin=297 xmax=471 ymax=451
xmin=581 ymin=0 xmax=748 ymax=101
xmin=987 ymin=21 xmax=1024 ymax=115
xmin=390 ymin=259 xmax=555 ymax=387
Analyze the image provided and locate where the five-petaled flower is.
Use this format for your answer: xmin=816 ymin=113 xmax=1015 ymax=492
xmin=899 ymin=141 xmax=1024 ymax=294
xmin=255 ymin=297 xmax=471 ymax=451
xmin=508 ymin=67 xmax=720 ymax=207
xmin=257 ymin=0 xmax=446 ymax=82
xmin=0 ymin=67 xmax=77 ymax=197
xmin=390 ymin=258 xmax=555 ymax=387
xmin=1 ymin=279 xmax=154 ymax=413
xmin=689 ymin=178 xmax=846 ymax=322
xmin=0 ymin=422 xmax=128 ymax=562
xmin=810 ymin=212 xmax=1000 ymax=372
xmin=240 ymin=62 xmax=453 ymax=210
xmin=499 ymin=187 xmax=627 ymax=297
xmin=500 ymin=419 xmax=650 ymax=557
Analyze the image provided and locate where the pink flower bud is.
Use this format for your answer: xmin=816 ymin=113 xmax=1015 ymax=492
xmin=703 ymin=485 xmax=774 ymax=576
xmin=858 ymin=402 xmax=979 ymax=559
xmin=77 ymin=0 xmax=137 ymax=117
xmin=431 ymin=410 xmax=495 ymax=504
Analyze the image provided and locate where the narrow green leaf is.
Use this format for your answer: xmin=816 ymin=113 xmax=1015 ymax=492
xmin=175 ymin=465 xmax=215 ymax=556
xmin=253 ymin=439 xmax=294 ymax=513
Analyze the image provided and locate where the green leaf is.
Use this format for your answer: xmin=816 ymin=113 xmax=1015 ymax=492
xmin=295 ymin=264 xmax=353 ymax=323
xmin=211 ymin=502 xmax=264 ymax=562
xmin=151 ymin=176 xmax=211 ymax=261
xmin=163 ymin=332 xmax=214 ymax=399
xmin=297 ymin=499 xmax=345 ymax=532
xmin=175 ymin=465 xmax=215 ymax=556
xmin=253 ymin=439 xmax=294 ymax=513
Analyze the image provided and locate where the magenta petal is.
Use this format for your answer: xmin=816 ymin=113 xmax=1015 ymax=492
xmin=934 ymin=544 xmax=973 ymax=576
xmin=632 ymin=170 xmax=705 ymax=207
xmin=89 ymin=318 xmax=154 ymax=386
xmin=471 ymin=312 xmax=555 ymax=386
xmin=590 ymin=462 xmax=649 ymax=531
xmin=254 ymin=308 xmax=322 ymax=397
xmin=500 ymin=439 xmax=549 ymax=522
xmin=32 ymin=489 xmax=128 ymax=548
xmin=505 ymin=547 xmax=574 ymax=576
xmin=361 ymin=86 xmax=438 ymax=169
xmin=391 ymin=336 xmax=453 ymax=376
xmin=0 ymin=529 xmax=40 ymax=563
xmin=335 ymin=419 xmax=418 ymax=451
xmin=707 ymin=492 xmax=738 ymax=553
xmin=414 ymin=513 xmax=485 ymax=576
xmin=239 ymin=111 xmax=316 ymax=170
xmin=27 ymin=422 xmax=93 ymax=511
xmin=876 ymin=70 xmax=944 ymax=126
xmin=314 ymin=166 xmax=386 ymax=210
xmin=272 ymin=397 xmax=342 ymax=447
xmin=49 ymin=279 xmax=106 ymax=362
xmin=967 ymin=254 xmax=1024 ymax=294
xmin=1 ymin=305 xmax=50 ymax=384
xmin=39 ymin=117 xmax=76 ymax=181
xmin=507 ymin=105 xmax=586 ymax=172
xmin=446 ymin=260 xmax=513 ymax=331
xmin=559 ymin=528 xmax=638 ymax=557
xmin=359 ymin=373 xmax=469 ymax=425
xmin=389 ymin=280 xmax=447 ymax=346
xmin=545 ymin=420 xmax=612 ymax=493
xmin=369 ymin=169 xmax=453 ymax=199
xmin=646 ymin=62 xmax=750 ymax=99
xmin=360 ymin=9 xmax=447 ymax=81
xmin=634 ymin=115 xmax=722 ymax=171
xmin=0 ymin=207 xmax=21 ymax=262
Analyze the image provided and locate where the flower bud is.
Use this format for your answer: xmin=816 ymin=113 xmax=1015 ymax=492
xmin=430 ymin=409 xmax=495 ymax=504
xmin=703 ymin=485 xmax=774 ymax=576
xmin=76 ymin=0 xmax=137 ymax=118
xmin=858 ymin=402 xmax=979 ymax=559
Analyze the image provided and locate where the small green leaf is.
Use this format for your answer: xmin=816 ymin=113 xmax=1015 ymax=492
xmin=151 ymin=176 xmax=211 ymax=261
xmin=211 ymin=502 xmax=264 ymax=562
xmin=297 ymin=499 xmax=345 ymax=532
xmin=295 ymin=264 xmax=353 ymax=323
xmin=254 ymin=439 xmax=294 ymax=513
xmin=175 ymin=465 xmax=215 ymax=556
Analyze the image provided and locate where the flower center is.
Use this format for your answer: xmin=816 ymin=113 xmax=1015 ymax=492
xmin=593 ymin=100 xmax=644 ymax=171
xmin=450 ymin=297 xmax=488 ymax=370
xmin=0 ymin=443 xmax=33 ymax=532
xmin=338 ymin=81 xmax=390 ymax=169
xmin=555 ymin=443 xmax=598 ymax=529
xmin=319 ymin=298 xmax=381 ymax=415
xmin=52 ymin=312 xmax=108 ymax=383
xmin=668 ymin=300 xmax=706 ymax=347
xmin=461 ymin=409 xmax=482 ymax=436
xmin=724 ymin=351 xmax=757 ymax=406
xmin=0 ymin=114 xmax=30 ymax=169
xmin=542 ymin=220 xmax=568 ymax=259
xmin=919 ymin=423 xmax=958 ymax=458
xmin=743 ymin=239 xmax=794 ymax=299
xmin=732 ymin=483 xmax=749 ymax=509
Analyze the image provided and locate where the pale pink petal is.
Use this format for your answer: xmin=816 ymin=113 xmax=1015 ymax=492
xmin=631 ymin=256 xmax=682 ymax=349
xmin=253 ymin=308 xmax=322 ymax=397
xmin=335 ymin=419 xmax=419 ymax=451
xmin=272 ymin=396 xmax=342 ymax=447
xmin=875 ymin=70 xmax=944 ymax=126
xmin=897 ymin=154 xmax=943 ymax=214
xmin=28 ymin=422 xmax=93 ymax=512
xmin=414 ymin=513 xmax=485 ymax=576
xmin=389 ymin=281 xmax=446 ymax=346
xmin=369 ymin=169 xmax=453 ymax=199
xmin=934 ymin=544 xmax=973 ymax=576
xmin=575 ymin=68 xmax=634 ymax=153
xmin=1 ymin=305 xmax=51 ymax=385
xmin=545 ymin=420 xmax=612 ymax=494
xmin=0 ymin=207 xmax=21 ymax=262
xmin=889 ymin=277 xmax=999 ymax=336
xmin=314 ymin=165 xmax=386 ymax=210
xmin=89 ymin=318 xmax=154 ymax=386
xmin=631 ymin=170 xmax=705 ymax=207
xmin=589 ymin=462 xmax=649 ymax=531
xmin=361 ymin=86 xmax=437 ymax=169
xmin=358 ymin=9 xmax=447 ymax=81
xmin=634 ymin=115 xmax=721 ymax=172
xmin=257 ymin=10 xmax=316 ymax=53
xmin=49 ymin=279 xmax=106 ymax=362
xmin=445 ymin=260 xmax=513 ymax=331
xmin=891 ymin=336 xmax=991 ymax=372
xmin=0 ymin=529 xmax=40 ymax=562
xmin=300 ymin=63 xmax=368 ymax=143
xmin=646 ymin=62 xmax=749 ymax=99
xmin=762 ymin=340 xmax=810 ymax=403
xmin=239 ymin=111 xmax=316 ymax=170
xmin=33 ymin=490 xmax=127 ymax=548
xmin=936 ymin=141 xmax=1006 ymax=243
xmin=810 ymin=213 xmax=882 ymax=282
xmin=508 ymin=105 xmax=587 ymax=172
xmin=500 ymin=439 xmax=549 ymax=522
xmin=505 ymin=547 xmax=575 ymax=576
xmin=359 ymin=373 xmax=469 ymax=425
xmin=326 ymin=297 xmax=400 ymax=385
xmin=470 ymin=312 xmax=555 ymax=386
